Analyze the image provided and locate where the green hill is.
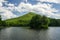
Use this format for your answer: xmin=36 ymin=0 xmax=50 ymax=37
xmin=1 ymin=12 xmax=60 ymax=27
xmin=5 ymin=12 xmax=60 ymax=27
xmin=5 ymin=12 xmax=37 ymax=26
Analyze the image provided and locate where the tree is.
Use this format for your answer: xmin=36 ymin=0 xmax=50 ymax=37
xmin=30 ymin=15 xmax=50 ymax=29
xmin=0 ymin=15 xmax=6 ymax=26
xmin=0 ymin=15 xmax=1 ymax=21
xmin=0 ymin=15 xmax=2 ymax=26
xmin=41 ymin=16 xmax=50 ymax=29
xmin=30 ymin=15 xmax=42 ymax=29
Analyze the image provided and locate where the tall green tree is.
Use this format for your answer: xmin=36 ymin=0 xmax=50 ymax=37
xmin=0 ymin=15 xmax=1 ymax=21
xmin=30 ymin=15 xmax=50 ymax=29
xmin=41 ymin=16 xmax=50 ymax=29
xmin=0 ymin=15 xmax=3 ymax=26
xmin=0 ymin=15 xmax=2 ymax=25
xmin=30 ymin=15 xmax=42 ymax=29
xmin=0 ymin=15 xmax=6 ymax=26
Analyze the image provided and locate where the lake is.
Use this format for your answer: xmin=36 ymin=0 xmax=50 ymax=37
xmin=0 ymin=27 xmax=60 ymax=40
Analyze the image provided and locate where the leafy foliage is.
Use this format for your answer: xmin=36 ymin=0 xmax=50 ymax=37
xmin=0 ymin=15 xmax=6 ymax=26
xmin=0 ymin=15 xmax=2 ymax=26
xmin=41 ymin=16 xmax=50 ymax=28
xmin=0 ymin=15 xmax=6 ymax=29
xmin=30 ymin=15 xmax=50 ymax=29
xmin=30 ymin=15 xmax=42 ymax=29
xmin=0 ymin=12 xmax=60 ymax=28
xmin=49 ymin=19 xmax=60 ymax=26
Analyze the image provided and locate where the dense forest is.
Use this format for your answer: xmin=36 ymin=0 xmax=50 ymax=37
xmin=49 ymin=19 xmax=60 ymax=26
xmin=0 ymin=12 xmax=60 ymax=27
xmin=29 ymin=14 xmax=50 ymax=29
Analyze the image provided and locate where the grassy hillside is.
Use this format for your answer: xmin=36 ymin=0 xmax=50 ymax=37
xmin=5 ymin=12 xmax=37 ymax=26
xmin=1 ymin=12 xmax=60 ymax=27
xmin=5 ymin=12 xmax=60 ymax=27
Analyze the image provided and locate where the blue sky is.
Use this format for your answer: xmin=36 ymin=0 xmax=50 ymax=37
xmin=0 ymin=0 xmax=60 ymax=20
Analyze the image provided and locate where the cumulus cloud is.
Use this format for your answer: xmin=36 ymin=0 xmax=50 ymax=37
xmin=5 ymin=3 xmax=16 ymax=11
xmin=0 ymin=7 xmax=17 ymax=20
xmin=6 ymin=3 xmax=15 ymax=7
xmin=36 ymin=0 xmax=60 ymax=4
xmin=0 ymin=0 xmax=8 ymax=6
xmin=0 ymin=0 xmax=4 ymax=6
xmin=16 ymin=2 xmax=59 ymax=19
xmin=0 ymin=0 xmax=17 ymax=20
xmin=16 ymin=2 xmax=33 ymax=12
xmin=0 ymin=0 xmax=60 ymax=20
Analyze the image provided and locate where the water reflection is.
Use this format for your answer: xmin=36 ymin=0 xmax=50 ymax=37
xmin=0 ymin=27 xmax=60 ymax=40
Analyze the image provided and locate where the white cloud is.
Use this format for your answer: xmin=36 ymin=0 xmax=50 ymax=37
xmin=0 ymin=7 xmax=17 ymax=20
xmin=0 ymin=0 xmax=5 ymax=2
xmin=37 ymin=0 xmax=60 ymax=3
xmin=16 ymin=2 xmax=59 ymax=19
xmin=16 ymin=2 xmax=33 ymax=12
xmin=5 ymin=3 xmax=16 ymax=11
xmin=6 ymin=3 xmax=15 ymax=7
xmin=0 ymin=0 xmax=60 ymax=20
xmin=0 ymin=0 xmax=17 ymax=20
xmin=0 ymin=0 xmax=4 ymax=6
xmin=0 ymin=0 xmax=8 ymax=6
xmin=0 ymin=2 xmax=3 ymax=6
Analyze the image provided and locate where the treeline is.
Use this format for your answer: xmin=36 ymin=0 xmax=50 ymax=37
xmin=0 ymin=16 xmax=6 ymax=26
xmin=30 ymin=15 xmax=50 ymax=29
xmin=49 ymin=19 xmax=60 ymax=26
xmin=0 ymin=15 xmax=6 ymax=29
xmin=0 ymin=12 xmax=60 ymax=27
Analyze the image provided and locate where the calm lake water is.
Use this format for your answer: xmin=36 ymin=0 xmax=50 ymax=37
xmin=0 ymin=27 xmax=60 ymax=40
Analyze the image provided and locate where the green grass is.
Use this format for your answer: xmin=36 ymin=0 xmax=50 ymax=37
xmin=5 ymin=12 xmax=37 ymax=26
